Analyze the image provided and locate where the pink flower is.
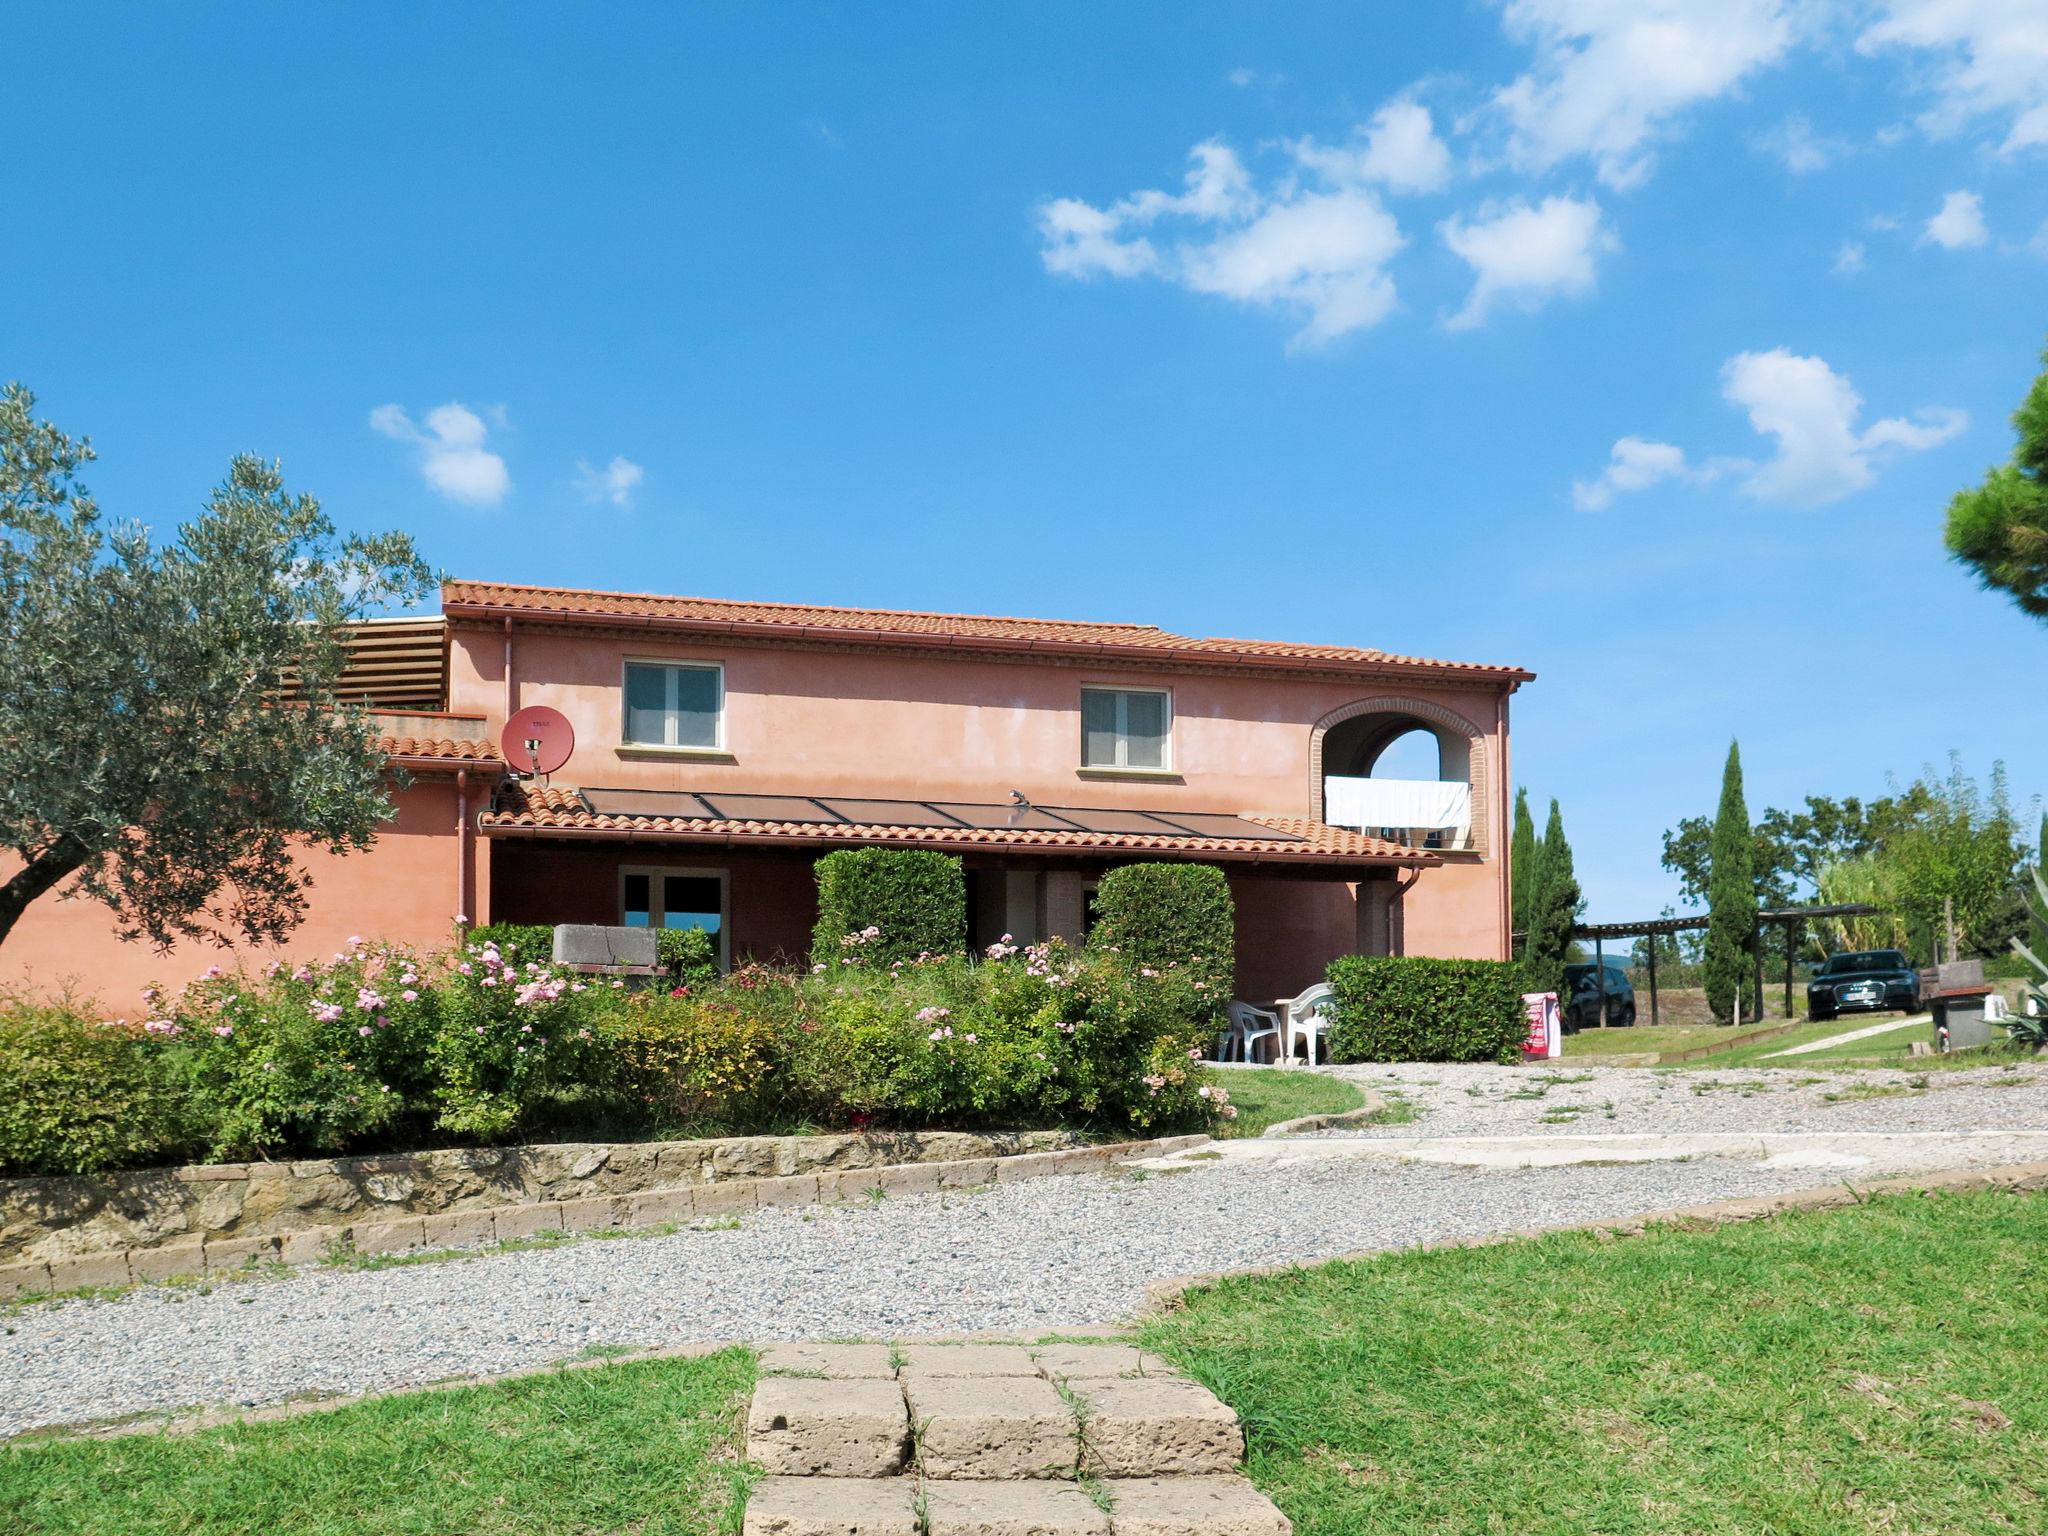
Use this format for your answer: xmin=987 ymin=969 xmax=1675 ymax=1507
xmin=812 ymin=963 xmax=827 ymax=974
xmin=401 ymin=989 xmax=419 ymax=1003
xmin=313 ymin=1003 xmax=343 ymax=1023
xmin=211 ymin=1024 xmax=233 ymax=1038
xmin=916 ymin=1006 xmax=951 ymax=1023
xmin=202 ymin=965 xmax=224 ymax=980
xmin=348 ymin=935 xmax=365 ymax=947
xmin=143 ymin=1019 xmax=181 ymax=1037
xmin=358 ymin=1025 xmax=373 ymax=1037
xmin=962 ymin=1032 xmax=979 ymax=1045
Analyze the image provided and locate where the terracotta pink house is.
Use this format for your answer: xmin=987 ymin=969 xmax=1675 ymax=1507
xmin=6 ymin=580 xmax=1532 ymax=1007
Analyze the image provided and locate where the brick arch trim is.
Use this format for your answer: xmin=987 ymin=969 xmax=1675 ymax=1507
xmin=1309 ymin=696 xmax=1490 ymax=856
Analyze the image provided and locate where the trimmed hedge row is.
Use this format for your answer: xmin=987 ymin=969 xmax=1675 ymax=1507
xmin=812 ymin=848 xmax=968 ymax=966
xmin=1325 ymin=955 xmax=1527 ymax=1064
xmin=1090 ymin=863 xmax=1234 ymax=998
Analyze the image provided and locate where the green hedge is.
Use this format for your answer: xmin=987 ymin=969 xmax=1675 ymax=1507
xmin=1325 ymin=955 xmax=1528 ymax=1064
xmin=1088 ymin=863 xmax=1234 ymax=997
xmin=468 ymin=923 xmax=555 ymax=963
xmin=657 ymin=927 xmax=721 ymax=989
xmin=811 ymin=849 xmax=968 ymax=967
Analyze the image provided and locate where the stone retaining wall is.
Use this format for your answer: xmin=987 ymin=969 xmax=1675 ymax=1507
xmin=0 ymin=1132 xmax=1211 ymax=1300
xmin=0 ymin=1127 xmax=1087 ymax=1269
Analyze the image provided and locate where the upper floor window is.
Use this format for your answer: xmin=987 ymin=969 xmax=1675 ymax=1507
xmin=1081 ymin=686 xmax=1170 ymax=770
xmin=624 ymin=660 xmax=722 ymax=749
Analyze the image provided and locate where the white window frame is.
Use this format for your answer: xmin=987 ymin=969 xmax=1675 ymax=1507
xmin=1079 ymin=685 xmax=1173 ymax=771
xmin=618 ymin=864 xmax=730 ymax=970
xmin=620 ymin=658 xmax=725 ymax=751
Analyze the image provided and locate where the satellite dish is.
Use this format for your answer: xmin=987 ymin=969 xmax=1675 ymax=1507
xmin=502 ymin=705 xmax=575 ymax=776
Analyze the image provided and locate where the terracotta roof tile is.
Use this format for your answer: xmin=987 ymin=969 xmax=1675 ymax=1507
xmin=479 ymin=782 xmax=1434 ymax=866
xmin=441 ymin=580 xmax=1530 ymax=681
xmin=377 ymin=735 xmax=504 ymax=765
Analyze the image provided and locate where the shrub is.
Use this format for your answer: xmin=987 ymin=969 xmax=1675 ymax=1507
xmin=0 ymin=996 xmax=196 ymax=1175
xmin=1088 ymin=862 xmax=1235 ymax=998
xmin=172 ymin=943 xmax=437 ymax=1159
xmin=427 ymin=934 xmax=608 ymax=1139
xmin=657 ymin=927 xmax=721 ymax=989
xmin=610 ymin=991 xmax=779 ymax=1128
xmin=811 ymin=849 xmax=967 ymax=968
xmin=1325 ymin=955 xmax=1528 ymax=1064
xmin=469 ymin=923 xmax=557 ymax=964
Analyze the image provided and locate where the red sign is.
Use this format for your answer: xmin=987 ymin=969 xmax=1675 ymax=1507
xmin=502 ymin=706 xmax=576 ymax=775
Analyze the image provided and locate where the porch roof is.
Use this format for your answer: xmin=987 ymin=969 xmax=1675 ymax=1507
xmin=479 ymin=783 xmax=1438 ymax=868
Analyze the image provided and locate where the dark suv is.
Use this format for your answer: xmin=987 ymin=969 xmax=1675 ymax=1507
xmin=1807 ymin=950 xmax=1919 ymax=1022
xmin=1562 ymin=962 xmax=1636 ymax=1031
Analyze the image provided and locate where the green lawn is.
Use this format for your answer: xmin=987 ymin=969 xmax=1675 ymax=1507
xmin=0 ymin=1347 xmax=757 ymax=1536
xmin=1562 ymin=1023 xmax=1738 ymax=1058
xmin=1215 ymin=1067 xmax=1366 ymax=1137
xmin=1141 ymin=1189 xmax=2048 ymax=1536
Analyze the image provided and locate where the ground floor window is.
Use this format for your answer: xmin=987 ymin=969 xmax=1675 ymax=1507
xmin=620 ymin=866 xmax=728 ymax=964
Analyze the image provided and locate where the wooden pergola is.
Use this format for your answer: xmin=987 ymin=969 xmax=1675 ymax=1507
xmin=1566 ymin=903 xmax=1882 ymax=1027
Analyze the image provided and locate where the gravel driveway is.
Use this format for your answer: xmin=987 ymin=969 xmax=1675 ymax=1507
xmin=0 ymin=1157 xmax=1934 ymax=1438
xmin=1323 ymin=1061 xmax=2048 ymax=1137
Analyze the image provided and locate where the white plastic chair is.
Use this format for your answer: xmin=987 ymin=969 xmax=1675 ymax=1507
xmin=1280 ymin=982 xmax=1334 ymax=1067
xmin=1223 ymin=1001 xmax=1281 ymax=1064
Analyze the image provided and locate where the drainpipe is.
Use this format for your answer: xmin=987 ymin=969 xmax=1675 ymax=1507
xmin=1496 ymin=688 xmax=1512 ymax=962
xmin=455 ymin=768 xmax=471 ymax=929
xmin=502 ymin=617 xmax=516 ymax=721
xmin=1391 ymin=868 xmax=1421 ymax=957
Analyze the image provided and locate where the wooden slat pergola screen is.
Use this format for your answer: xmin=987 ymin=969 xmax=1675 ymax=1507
xmin=1547 ymin=903 xmax=1883 ymax=1027
xmin=280 ymin=617 xmax=448 ymax=710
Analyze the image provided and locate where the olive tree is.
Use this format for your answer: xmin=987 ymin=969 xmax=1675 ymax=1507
xmin=0 ymin=383 xmax=434 ymax=952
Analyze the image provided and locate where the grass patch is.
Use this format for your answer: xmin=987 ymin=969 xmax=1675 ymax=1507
xmin=1141 ymin=1190 xmax=2048 ymax=1535
xmin=1214 ymin=1068 xmax=1366 ymax=1138
xmin=0 ymin=1348 xmax=757 ymax=1535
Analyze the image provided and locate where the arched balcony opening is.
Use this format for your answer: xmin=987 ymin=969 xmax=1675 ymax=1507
xmin=1313 ymin=699 xmax=1482 ymax=853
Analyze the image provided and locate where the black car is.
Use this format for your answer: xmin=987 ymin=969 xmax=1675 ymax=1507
xmin=1562 ymin=962 xmax=1636 ymax=1031
xmin=1807 ymin=950 xmax=1919 ymax=1022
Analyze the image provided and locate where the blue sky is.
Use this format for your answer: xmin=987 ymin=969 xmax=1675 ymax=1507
xmin=5 ymin=2 xmax=2046 ymax=922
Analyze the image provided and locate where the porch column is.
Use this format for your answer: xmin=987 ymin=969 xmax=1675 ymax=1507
xmin=1357 ymin=880 xmax=1395 ymax=957
xmin=1042 ymin=871 xmax=1086 ymax=944
xmin=1002 ymin=870 xmax=1042 ymax=945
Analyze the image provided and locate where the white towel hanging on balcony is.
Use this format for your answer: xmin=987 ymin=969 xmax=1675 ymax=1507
xmin=1324 ymin=776 xmax=1471 ymax=832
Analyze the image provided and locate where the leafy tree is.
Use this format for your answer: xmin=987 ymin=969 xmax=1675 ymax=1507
xmin=1703 ymin=742 xmax=1756 ymax=1023
xmin=1521 ymin=798 xmax=1580 ymax=997
xmin=0 ymin=383 xmax=434 ymax=952
xmin=1945 ymin=343 xmax=2048 ymax=620
xmin=1882 ymin=757 xmax=2025 ymax=961
xmin=1509 ymin=786 xmax=1538 ymax=956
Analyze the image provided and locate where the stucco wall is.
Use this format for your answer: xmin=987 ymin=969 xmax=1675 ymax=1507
xmin=453 ymin=619 xmax=1514 ymax=964
xmin=0 ymin=778 xmax=476 ymax=1012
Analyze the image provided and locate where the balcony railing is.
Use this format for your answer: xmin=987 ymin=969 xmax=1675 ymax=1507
xmin=1324 ymin=775 xmax=1475 ymax=851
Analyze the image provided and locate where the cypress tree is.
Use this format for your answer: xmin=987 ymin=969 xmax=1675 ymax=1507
xmin=2033 ymin=812 xmax=2048 ymax=959
xmin=1510 ymin=786 xmax=1539 ymax=958
xmin=1522 ymin=798 xmax=1581 ymax=997
xmin=1704 ymin=741 xmax=1757 ymax=1023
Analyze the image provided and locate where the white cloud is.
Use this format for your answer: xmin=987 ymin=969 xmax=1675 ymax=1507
xmin=1857 ymin=0 xmax=2048 ymax=157
xmin=576 ymin=455 xmax=645 ymax=509
xmin=1833 ymin=241 xmax=1867 ymax=274
xmin=1574 ymin=350 xmax=1966 ymax=508
xmin=1572 ymin=437 xmax=1702 ymax=510
xmin=1438 ymin=195 xmax=1613 ymax=330
xmin=1921 ymin=188 xmax=1990 ymax=248
xmin=369 ymin=402 xmax=511 ymax=507
xmin=1720 ymin=348 xmax=1966 ymax=504
xmin=1294 ymin=99 xmax=1455 ymax=194
xmin=1752 ymin=112 xmax=1844 ymax=173
xmin=1037 ymin=137 xmax=1407 ymax=348
xmin=1489 ymin=0 xmax=1804 ymax=190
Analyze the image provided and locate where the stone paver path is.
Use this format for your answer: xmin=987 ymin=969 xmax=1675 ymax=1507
xmin=743 ymin=1340 xmax=1290 ymax=1535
